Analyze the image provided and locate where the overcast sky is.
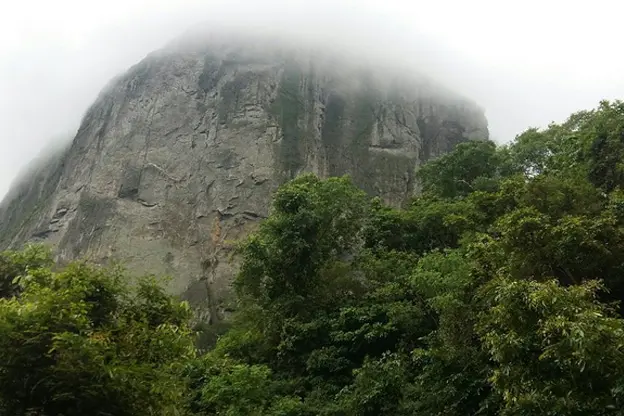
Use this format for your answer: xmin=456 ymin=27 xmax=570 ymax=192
xmin=2 ymin=0 xmax=624 ymax=199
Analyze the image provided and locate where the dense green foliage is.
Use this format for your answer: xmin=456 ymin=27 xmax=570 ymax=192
xmin=200 ymin=100 xmax=624 ymax=415
xmin=0 ymin=253 xmax=195 ymax=415
xmin=4 ymin=100 xmax=624 ymax=415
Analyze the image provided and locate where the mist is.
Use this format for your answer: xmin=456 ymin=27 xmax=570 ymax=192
xmin=2 ymin=0 xmax=624 ymax=200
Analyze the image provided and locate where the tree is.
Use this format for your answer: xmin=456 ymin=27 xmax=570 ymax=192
xmin=417 ymin=140 xmax=514 ymax=199
xmin=478 ymin=278 xmax=624 ymax=415
xmin=0 ymin=254 xmax=195 ymax=416
xmin=215 ymin=99 xmax=624 ymax=415
xmin=236 ymin=173 xmax=369 ymax=317
xmin=186 ymin=355 xmax=308 ymax=416
xmin=0 ymin=244 xmax=52 ymax=299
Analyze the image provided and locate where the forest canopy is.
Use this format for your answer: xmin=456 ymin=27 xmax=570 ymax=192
xmin=3 ymin=100 xmax=624 ymax=415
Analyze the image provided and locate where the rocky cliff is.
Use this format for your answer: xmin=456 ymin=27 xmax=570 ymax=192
xmin=0 ymin=30 xmax=488 ymax=323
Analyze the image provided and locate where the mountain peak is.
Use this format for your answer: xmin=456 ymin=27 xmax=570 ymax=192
xmin=0 ymin=30 xmax=487 ymax=322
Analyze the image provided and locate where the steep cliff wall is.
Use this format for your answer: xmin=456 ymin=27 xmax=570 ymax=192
xmin=0 ymin=31 xmax=488 ymax=323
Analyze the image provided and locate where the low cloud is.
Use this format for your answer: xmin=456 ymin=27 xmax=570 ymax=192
xmin=2 ymin=0 xmax=624 ymax=198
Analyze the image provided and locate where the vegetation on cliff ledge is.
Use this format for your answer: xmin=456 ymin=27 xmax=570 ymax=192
xmin=3 ymin=101 xmax=624 ymax=414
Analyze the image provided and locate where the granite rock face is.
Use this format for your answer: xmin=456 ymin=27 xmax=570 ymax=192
xmin=0 ymin=31 xmax=488 ymax=323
